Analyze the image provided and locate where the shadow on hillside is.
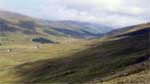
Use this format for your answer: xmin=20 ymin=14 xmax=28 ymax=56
xmin=15 ymin=28 xmax=149 ymax=84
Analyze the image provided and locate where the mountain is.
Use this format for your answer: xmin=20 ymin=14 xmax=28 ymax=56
xmin=47 ymin=20 xmax=112 ymax=34
xmin=0 ymin=10 xmax=112 ymax=44
xmin=15 ymin=23 xmax=150 ymax=83
xmin=1 ymin=10 xmax=149 ymax=84
xmin=105 ymin=22 xmax=150 ymax=36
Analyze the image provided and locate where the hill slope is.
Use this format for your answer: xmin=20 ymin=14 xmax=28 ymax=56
xmin=0 ymin=10 xmax=112 ymax=45
xmin=14 ymin=24 xmax=150 ymax=83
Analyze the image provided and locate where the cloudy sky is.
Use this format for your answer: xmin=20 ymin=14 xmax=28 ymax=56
xmin=0 ymin=0 xmax=149 ymax=27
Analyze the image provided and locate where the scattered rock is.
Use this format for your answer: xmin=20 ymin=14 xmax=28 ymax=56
xmin=7 ymin=49 xmax=12 ymax=52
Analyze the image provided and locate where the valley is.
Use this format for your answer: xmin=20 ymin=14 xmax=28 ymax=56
xmin=0 ymin=10 xmax=150 ymax=84
xmin=0 ymin=39 xmax=93 ymax=83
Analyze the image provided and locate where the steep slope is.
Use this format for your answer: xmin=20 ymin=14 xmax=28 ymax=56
xmin=14 ymin=24 xmax=149 ymax=83
xmin=106 ymin=22 xmax=150 ymax=36
xmin=103 ymin=70 xmax=150 ymax=84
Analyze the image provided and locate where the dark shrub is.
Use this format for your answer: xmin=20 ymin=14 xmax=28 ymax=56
xmin=32 ymin=37 xmax=56 ymax=44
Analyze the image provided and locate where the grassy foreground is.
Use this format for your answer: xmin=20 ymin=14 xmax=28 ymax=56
xmin=0 ymin=39 xmax=91 ymax=83
xmin=102 ymin=70 xmax=150 ymax=84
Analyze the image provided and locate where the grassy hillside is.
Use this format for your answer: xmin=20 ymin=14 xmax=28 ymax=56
xmin=0 ymin=10 xmax=149 ymax=84
xmin=102 ymin=70 xmax=150 ymax=84
xmin=106 ymin=22 xmax=150 ymax=36
xmin=0 ymin=10 xmax=112 ymax=46
xmin=12 ymin=25 xmax=149 ymax=83
xmin=0 ymin=39 xmax=92 ymax=83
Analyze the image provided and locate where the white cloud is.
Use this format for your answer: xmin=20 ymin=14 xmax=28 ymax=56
xmin=0 ymin=0 xmax=149 ymax=27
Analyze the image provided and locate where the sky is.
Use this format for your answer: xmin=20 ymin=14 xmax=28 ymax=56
xmin=0 ymin=0 xmax=149 ymax=27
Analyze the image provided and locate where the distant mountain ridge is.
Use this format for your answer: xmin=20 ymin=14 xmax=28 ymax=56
xmin=0 ymin=10 xmax=112 ymax=44
xmin=49 ymin=20 xmax=112 ymax=34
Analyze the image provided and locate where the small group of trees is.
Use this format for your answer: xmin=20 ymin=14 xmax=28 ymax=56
xmin=32 ymin=37 xmax=56 ymax=44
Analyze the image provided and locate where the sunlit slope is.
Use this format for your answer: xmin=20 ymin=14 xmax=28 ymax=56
xmin=102 ymin=70 xmax=150 ymax=84
xmin=15 ymin=26 xmax=149 ymax=83
xmin=0 ymin=39 xmax=92 ymax=83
